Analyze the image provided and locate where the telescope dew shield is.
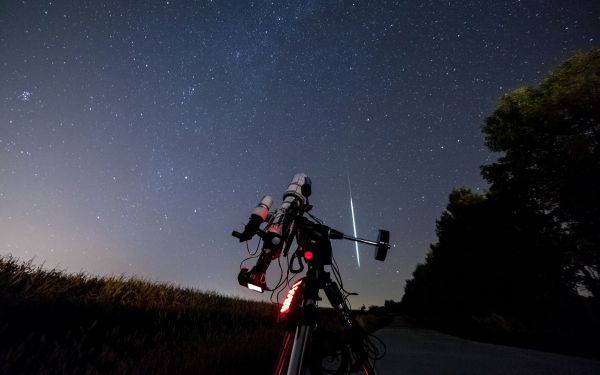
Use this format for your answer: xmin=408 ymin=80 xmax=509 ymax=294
xmin=254 ymin=195 xmax=273 ymax=219
xmin=284 ymin=173 xmax=310 ymax=205
xmin=263 ymin=174 xmax=310 ymax=252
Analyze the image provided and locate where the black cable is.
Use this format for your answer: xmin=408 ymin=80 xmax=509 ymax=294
xmin=306 ymin=211 xmax=323 ymax=224
xmin=328 ymin=254 xmax=388 ymax=372
xmin=245 ymin=237 xmax=262 ymax=256
xmin=366 ymin=333 xmax=386 ymax=360
xmin=330 ymin=255 xmax=357 ymax=310
xmin=269 ymin=255 xmax=286 ymax=303
xmin=239 ymin=254 xmax=258 ymax=270
xmin=361 ymin=332 xmax=387 ymax=374
xmin=274 ymin=249 xmax=298 ymax=305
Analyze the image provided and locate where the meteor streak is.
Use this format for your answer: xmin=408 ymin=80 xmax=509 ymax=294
xmin=347 ymin=174 xmax=360 ymax=268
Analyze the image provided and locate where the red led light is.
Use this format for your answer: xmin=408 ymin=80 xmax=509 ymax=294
xmin=304 ymin=251 xmax=314 ymax=260
xmin=279 ymin=280 xmax=303 ymax=314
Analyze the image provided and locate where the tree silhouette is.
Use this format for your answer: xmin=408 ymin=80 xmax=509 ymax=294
xmin=482 ymin=49 xmax=600 ymax=298
xmin=402 ymin=49 xmax=600 ymax=340
xmin=403 ymin=188 xmax=565 ymax=326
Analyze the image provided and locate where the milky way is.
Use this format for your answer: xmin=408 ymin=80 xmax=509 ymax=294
xmin=1 ymin=0 xmax=598 ymax=306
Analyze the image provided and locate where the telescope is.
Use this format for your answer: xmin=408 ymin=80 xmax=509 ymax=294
xmin=232 ymin=173 xmax=390 ymax=375
xmin=232 ymin=173 xmax=389 ymax=293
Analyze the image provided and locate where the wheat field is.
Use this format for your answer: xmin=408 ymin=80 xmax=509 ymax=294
xmin=0 ymin=255 xmax=281 ymax=374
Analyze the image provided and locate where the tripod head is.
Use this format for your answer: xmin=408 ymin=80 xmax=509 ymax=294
xmin=232 ymin=173 xmax=390 ymax=293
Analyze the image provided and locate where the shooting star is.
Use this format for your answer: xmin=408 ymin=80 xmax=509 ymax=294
xmin=347 ymin=173 xmax=360 ymax=268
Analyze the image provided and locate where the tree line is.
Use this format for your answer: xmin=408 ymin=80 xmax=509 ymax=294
xmin=400 ymin=49 xmax=600 ymax=356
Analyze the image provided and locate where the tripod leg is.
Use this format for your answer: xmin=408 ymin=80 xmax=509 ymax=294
xmin=287 ymin=324 xmax=311 ymax=375
xmin=273 ymin=330 xmax=294 ymax=375
xmin=323 ymin=280 xmax=378 ymax=375
xmin=275 ymin=277 xmax=319 ymax=375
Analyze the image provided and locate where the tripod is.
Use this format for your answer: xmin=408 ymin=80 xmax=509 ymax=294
xmin=232 ymin=174 xmax=389 ymax=375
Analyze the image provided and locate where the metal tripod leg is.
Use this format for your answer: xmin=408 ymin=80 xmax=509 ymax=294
xmin=273 ymin=330 xmax=294 ymax=375
xmin=287 ymin=324 xmax=311 ymax=375
xmin=283 ymin=282 xmax=319 ymax=375
xmin=323 ymin=279 xmax=378 ymax=375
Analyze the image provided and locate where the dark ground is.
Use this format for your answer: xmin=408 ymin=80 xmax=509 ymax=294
xmin=375 ymin=317 xmax=600 ymax=375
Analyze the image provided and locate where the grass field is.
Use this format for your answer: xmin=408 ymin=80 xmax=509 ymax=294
xmin=0 ymin=255 xmax=391 ymax=374
xmin=0 ymin=255 xmax=281 ymax=374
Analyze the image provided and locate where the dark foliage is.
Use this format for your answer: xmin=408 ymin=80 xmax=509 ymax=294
xmin=401 ymin=49 xmax=600 ymax=358
xmin=482 ymin=49 xmax=600 ymax=297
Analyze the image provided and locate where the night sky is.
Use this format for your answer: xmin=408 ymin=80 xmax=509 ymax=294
xmin=1 ymin=0 xmax=598 ymax=307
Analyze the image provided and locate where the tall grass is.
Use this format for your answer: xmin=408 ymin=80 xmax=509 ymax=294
xmin=0 ymin=255 xmax=281 ymax=374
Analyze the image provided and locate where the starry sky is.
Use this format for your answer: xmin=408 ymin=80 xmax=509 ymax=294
xmin=1 ymin=0 xmax=598 ymax=307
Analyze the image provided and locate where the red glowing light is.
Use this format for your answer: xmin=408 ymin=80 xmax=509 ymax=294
xmin=304 ymin=251 xmax=314 ymax=260
xmin=279 ymin=280 xmax=303 ymax=314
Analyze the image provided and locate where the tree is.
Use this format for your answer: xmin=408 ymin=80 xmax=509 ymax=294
xmin=402 ymin=49 xmax=600 ymax=330
xmin=481 ymin=49 xmax=600 ymax=298
xmin=402 ymin=188 xmax=564 ymax=326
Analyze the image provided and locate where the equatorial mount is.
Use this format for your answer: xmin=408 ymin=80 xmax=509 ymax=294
xmin=232 ymin=173 xmax=390 ymax=293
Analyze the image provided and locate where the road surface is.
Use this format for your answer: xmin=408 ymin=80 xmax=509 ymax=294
xmin=373 ymin=318 xmax=600 ymax=375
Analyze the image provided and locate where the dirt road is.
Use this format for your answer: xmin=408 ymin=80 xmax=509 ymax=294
xmin=374 ymin=318 xmax=600 ymax=375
